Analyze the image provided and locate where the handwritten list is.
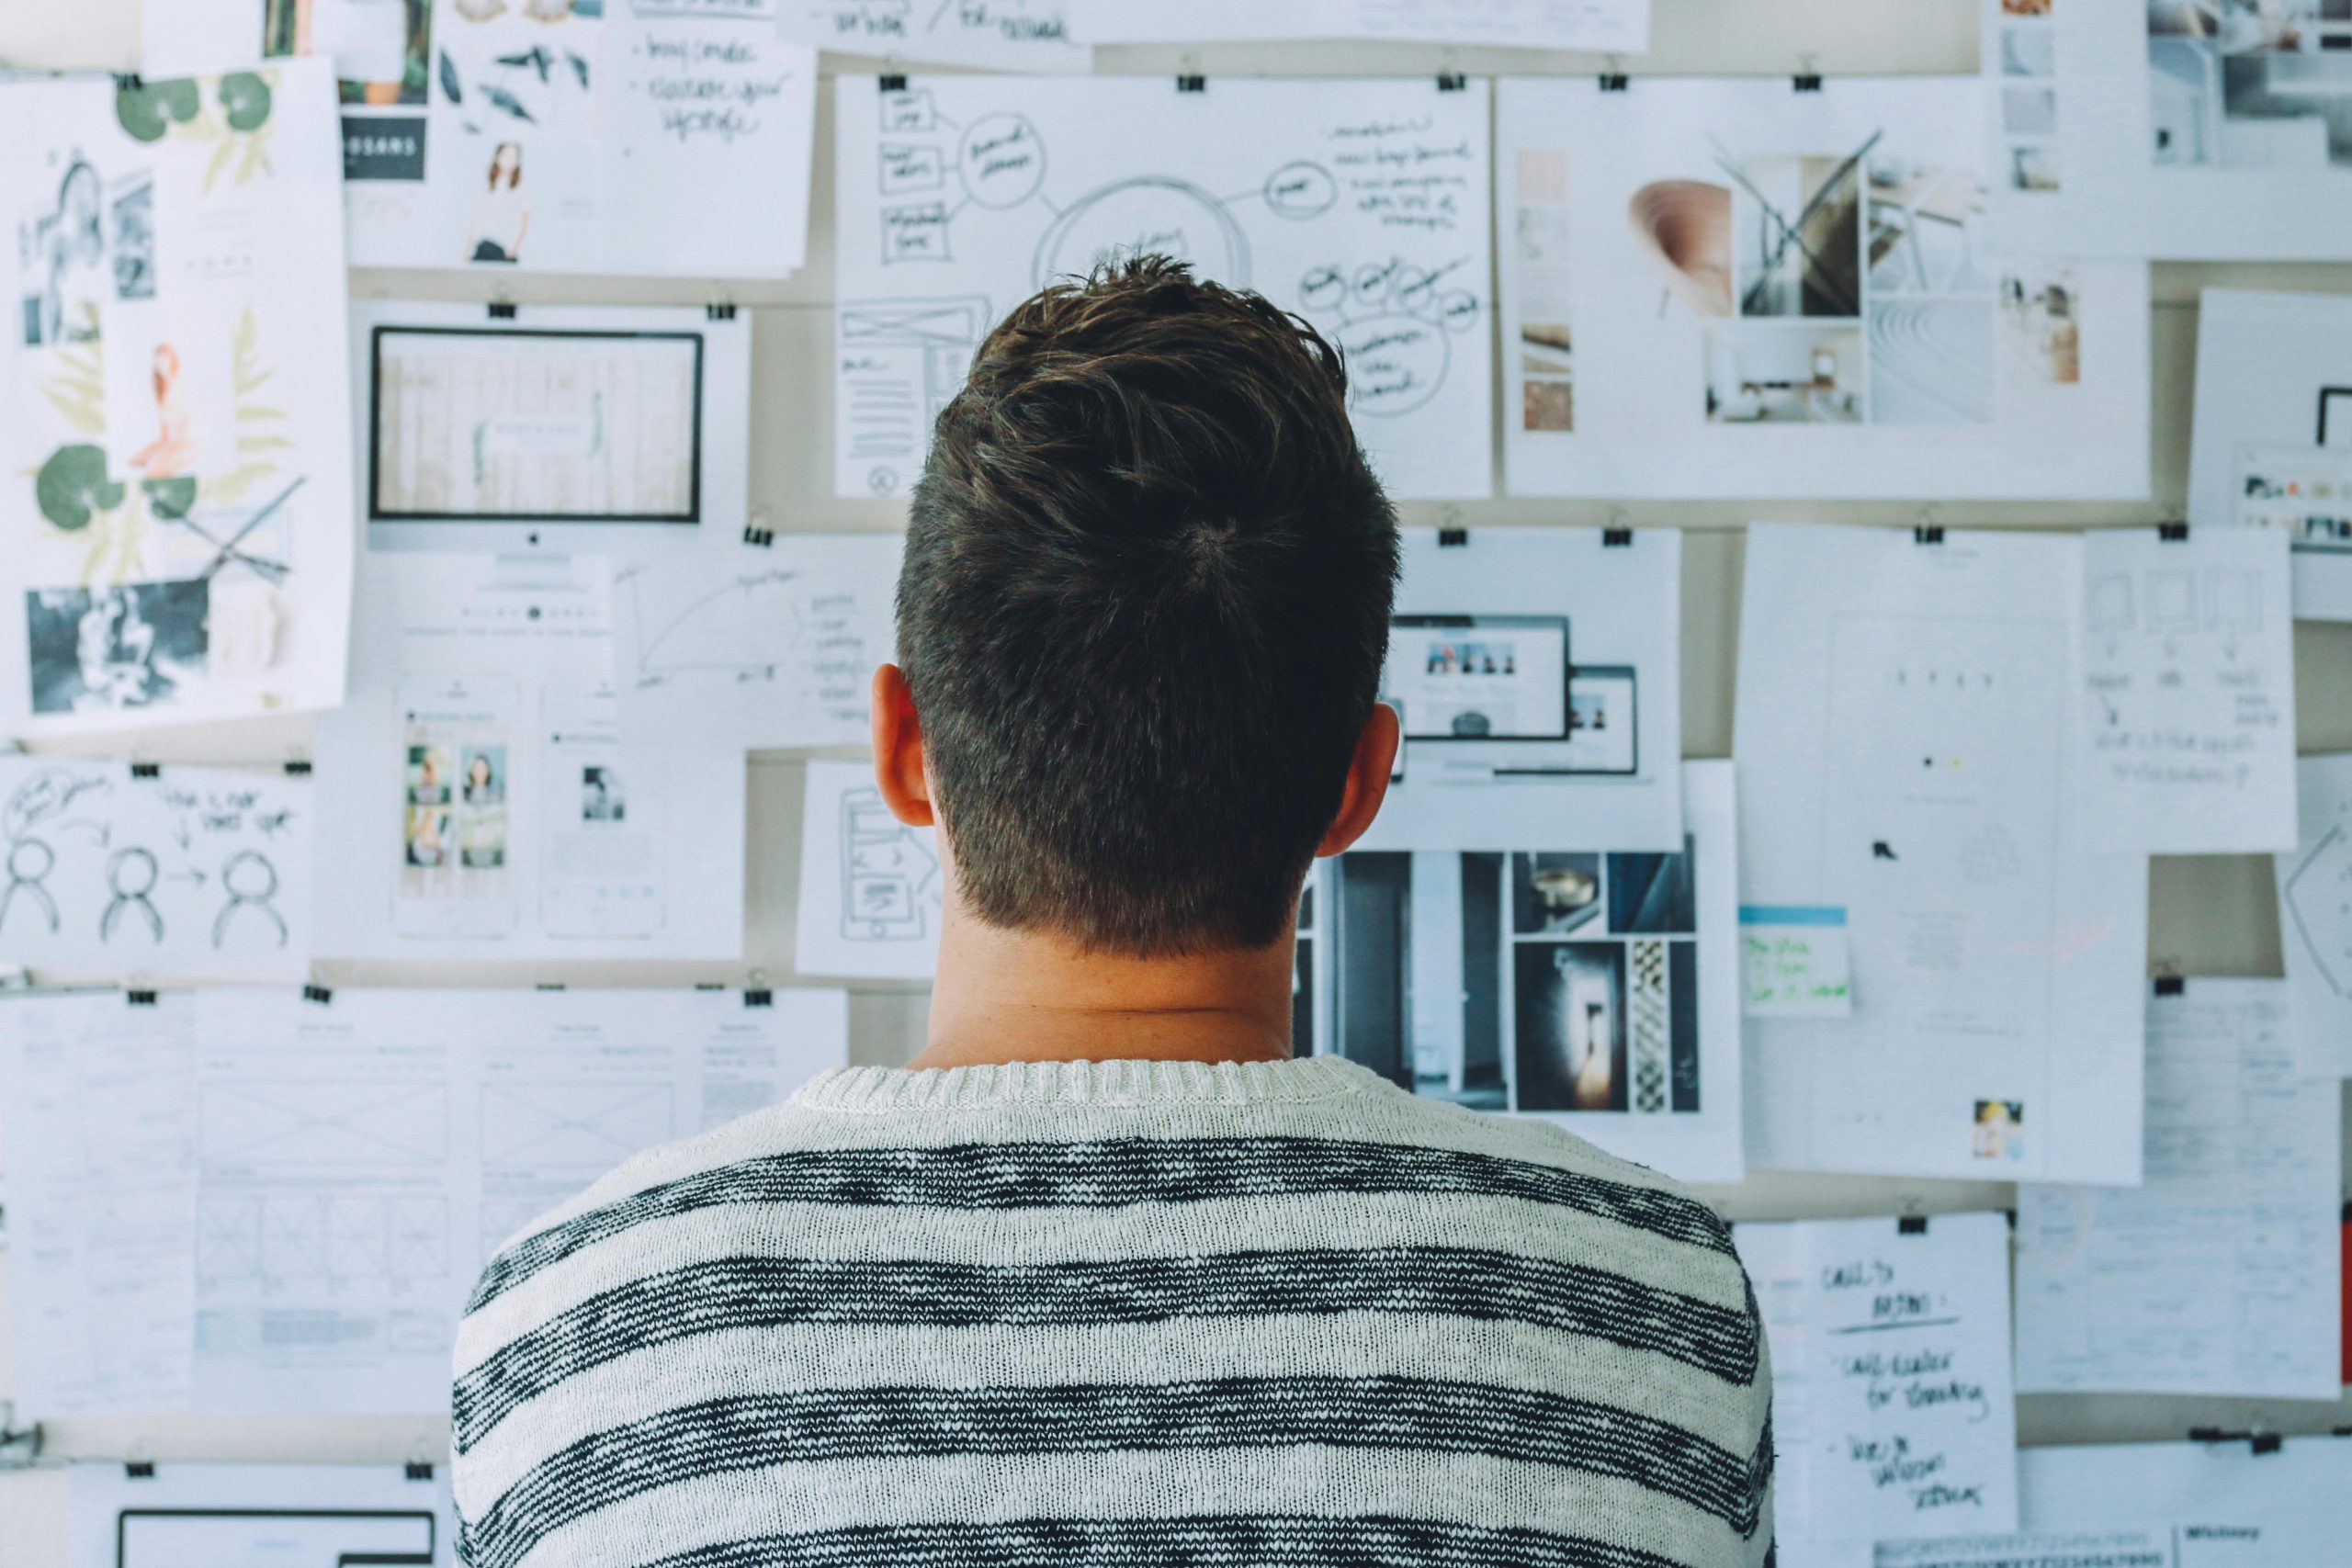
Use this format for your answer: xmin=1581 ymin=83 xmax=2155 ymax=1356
xmin=1737 ymin=1213 xmax=2019 ymax=1557
xmin=2079 ymin=527 xmax=2297 ymax=853
xmin=1740 ymin=904 xmax=1854 ymax=1018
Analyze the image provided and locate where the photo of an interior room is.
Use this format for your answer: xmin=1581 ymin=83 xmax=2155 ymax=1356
xmin=1513 ymin=942 xmax=1627 ymax=1112
xmin=1730 ymin=150 xmax=1863 ymax=317
xmin=2151 ymin=0 xmax=2352 ymax=169
xmin=2001 ymin=265 xmax=2083 ymax=385
xmin=1866 ymin=156 xmax=1990 ymax=297
xmin=1703 ymin=321 xmax=1866 ymax=423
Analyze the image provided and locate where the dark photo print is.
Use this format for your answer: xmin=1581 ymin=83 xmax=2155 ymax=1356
xmin=1514 ymin=942 xmax=1627 ymax=1112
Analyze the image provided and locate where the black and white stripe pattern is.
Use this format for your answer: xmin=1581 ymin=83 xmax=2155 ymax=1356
xmin=453 ymin=1056 xmax=1773 ymax=1568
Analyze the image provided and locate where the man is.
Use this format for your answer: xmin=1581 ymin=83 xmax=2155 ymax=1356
xmin=453 ymin=258 xmax=1773 ymax=1568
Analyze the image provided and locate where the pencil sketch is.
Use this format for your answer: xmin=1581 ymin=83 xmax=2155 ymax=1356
xmin=214 ymin=849 xmax=290 ymax=948
xmin=840 ymin=784 xmax=941 ymax=942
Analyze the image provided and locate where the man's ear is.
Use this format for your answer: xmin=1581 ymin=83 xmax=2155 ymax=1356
xmin=1317 ymin=701 xmax=1399 ymax=858
xmin=870 ymin=663 xmax=935 ymax=828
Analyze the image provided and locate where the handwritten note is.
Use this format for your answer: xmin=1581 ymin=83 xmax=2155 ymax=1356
xmin=1741 ymin=905 xmax=1854 ymax=1018
xmin=783 ymin=0 xmax=1083 ymax=71
xmin=2079 ymin=527 xmax=2298 ymax=853
xmin=1737 ymin=1213 xmax=2019 ymax=1556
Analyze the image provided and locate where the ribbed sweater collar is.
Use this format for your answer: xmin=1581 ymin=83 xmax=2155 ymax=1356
xmin=793 ymin=1055 xmax=1390 ymax=1112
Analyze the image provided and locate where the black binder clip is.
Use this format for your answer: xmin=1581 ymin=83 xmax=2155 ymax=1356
xmin=130 ymin=761 xmax=162 ymax=779
xmin=125 ymin=1461 xmax=156 ymax=1479
xmin=707 ymin=303 xmax=737 ymax=321
xmin=406 ymin=1461 xmax=435 ymax=1481
xmin=114 ymin=73 xmax=145 ymax=93
xmin=303 ymin=984 xmax=334 ymax=1006
xmin=1602 ymin=527 xmax=1634 ymax=547
xmin=1177 ymin=74 xmax=1206 ymax=94
xmin=1913 ymin=525 xmax=1945 ymax=546
xmin=1599 ymin=70 xmax=1630 ymax=92
xmin=745 ymin=989 xmax=775 ymax=1009
xmin=743 ymin=525 xmax=775 ymax=547
xmin=535 ymin=982 xmax=567 ymax=992
xmin=1437 ymin=72 xmax=1467 ymax=93
xmin=1438 ymin=526 xmax=1469 ymax=548
xmin=1896 ymin=1214 xmax=1929 ymax=1235
xmin=2154 ymin=975 xmax=2186 ymax=997
xmin=878 ymin=73 xmax=908 ymax=92
xmin=284 ymin=759 xmax=313 ymax=777
xmin=1793 ymin=71 xmax=1824 ymax=93
xmin=2157 ymin=521 xmax=2190 ymax=542
xmin=127 ymin=990 xmax=159 ymax=1007
xmin=488 ymin=301 xmax=518 ymax=321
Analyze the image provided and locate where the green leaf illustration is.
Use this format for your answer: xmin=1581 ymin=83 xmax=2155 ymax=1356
xmin=115 ymin=85 xmax=167 ymax=142
xmin=153 ymin=77 xmax=201 ymax=123
xmin=220 ymin=72 xmax=273 ymax=132
xmin=142 ymin=475 xmax=198 ymax=520
xmin=35 ymin=445 xmax=126 ymax=531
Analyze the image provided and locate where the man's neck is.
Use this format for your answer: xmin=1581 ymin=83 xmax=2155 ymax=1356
xmin=909 ymin=905 xmax=1296 ymax=1070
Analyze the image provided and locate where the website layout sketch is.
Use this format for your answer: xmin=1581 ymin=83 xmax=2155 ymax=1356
xmin=71 ymin=1461 xmax=455 ymax=1568
xmin=0 ymin=759 xmax=311 ymax=981
xmin=2278 ymin=751 xmax=2352 ymax=1078
xmin=835 ymin=75 xmax=1495 ymax=499
xmin=1386 ymin=615 xmax=1640 ymax=778
xmin=797 ymin=759 xmax=944 ymax=979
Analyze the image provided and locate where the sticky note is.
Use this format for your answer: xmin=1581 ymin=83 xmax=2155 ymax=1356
xmin=1739 ymin=906 xmax=1853 ymax=1018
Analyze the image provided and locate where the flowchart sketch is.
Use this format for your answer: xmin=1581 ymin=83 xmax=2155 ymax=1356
xmin=796 ymin=758 xmax=944 ymax=980
xmin=834 ymin=75 xmax=1495 ymax=500
xmin=613 ymin=531 xmax=900 ymax=749
xmin=2278 ymin=751 xmax=2352 ymax=1080
xmin=0 ymin=758 xmax=312 ymax=982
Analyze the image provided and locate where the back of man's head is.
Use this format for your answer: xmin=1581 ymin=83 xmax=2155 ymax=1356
xmin=899 ymin=256 xmax=1399 ymax=957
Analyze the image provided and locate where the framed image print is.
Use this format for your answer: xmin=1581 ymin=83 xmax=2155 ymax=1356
xmin=1498 ymin=76 xmax=2151 ymax=500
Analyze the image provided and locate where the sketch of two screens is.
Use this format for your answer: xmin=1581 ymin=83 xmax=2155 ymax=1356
xmin=1384 ymin=615 xmax=1635 ymax=779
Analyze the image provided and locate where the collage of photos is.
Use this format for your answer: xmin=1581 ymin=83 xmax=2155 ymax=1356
xmin=399 ymin=680 xmax=510 ymax=906
xmin=1324 ymin=841 xmax=1703 ymax=1121
xmin=2149 ymin=0 xmax=2352 ymax=171
xmin=1999 ymin=0 xmax=2063 ymax=192
xmin=1512 ymin=145 xmax=1576 ymax=431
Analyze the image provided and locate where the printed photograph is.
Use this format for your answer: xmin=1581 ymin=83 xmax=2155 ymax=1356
xmin=2004 ymin=0 xmax=2052 ymax=13
xmin=1328 ymin=852 xmax=1510 ymax=1111
xmin=1731 ymin=152 xmax=1863 ymax=317
xmin=1514 ymin=942 xmax=1628 ymax=1112
xmin=1972 ymin=1098 xmax=2027 ymax=1162
xmin=16 ymin=155 xmax=107 ymax=347
xmin=1865 ymin=158 xmax=1990 ymax=298
xmin=2002 ymin=27 xmax=2058 ymax=76
xmin=406 ymin=741 xmax=455 ymax=805
xmin=1514 ymin=155 xmax=1576 ymax=431
xmin=582 ymin=763 xmax=626 ymax=821
xmin=264 ymin=0 xmax=433 ymax=106
xmin=2007 ymin=143 xmax=2063 ymax=191
xmin=1512 ymin=852 xmax=1603 ymax=936
xmin=1607 ymin=839 xmax=1698 ymax=934
xmin=25 ymin=580 xmax=209 ymax=716
xmin=2000 ymin=265 xmax=2082 ymax=384
xmin=1869 ymin=299 xmax=1996 ymax=425
xmin=2150 ymin=0 xmax=2352 ymax=169
xmin=1702 ymin=321 xmax=1866 ymax=423
xmin=2004 ymin=84 xmax=2060 ymax=137
xmin=404 ymin=802 xmax=451 ymax=868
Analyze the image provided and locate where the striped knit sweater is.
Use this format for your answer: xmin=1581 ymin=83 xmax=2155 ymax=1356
xmin=453 ymin=1055 xmax=1774 ymax=1568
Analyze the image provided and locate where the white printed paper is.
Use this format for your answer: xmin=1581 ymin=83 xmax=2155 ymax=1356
xmin=2016 ymin=980 xmax=2342 ymax=1400
xmin=781 ymin=0 xmax=1084 ymax=70
xmin=2078 ymin=526 xmax=2298 ymax=852
xmin=1736 ymin=524 xmax=2148 ymax=1184
xmin=152 ymin=2 xmax=818 ymax=276
xmin=312 ymin=551 xmax=746 ymax=962
xmin=1880 ymin=1435 xmax=2352 ymax=1567
xmin=70 ymin=1461 xmax=457 ymax=1568
xmin=0 ymin=759 xmax=311 ymax=982
xmin=1318 ymin=761 xmax=1744 ymax=1183
xmin=1497 ymin=77 xmax=2151 ymax=500
xmin=613 ymin=531 xmax=899 ymax=749
xmin=834 ymin=75 xmax=1494 ymax=501
xmin=2277 ymin=751 xmax=2352 ymax=1080
xmin=351 ymin=300 xmax=752 ymax=552
xmin=796 ymin=757 xmax=942 ymax=981
xmin=1740 ymin=906 xmax=1854 ymax=1019
xmin=1362 ymin=527 xmax=1681 ymax=852
xmin=0 ymin=63 xmax=356 ymax=735
xmin=0 ymin=990 xmax=198 ymax=1418
xmin=1737 ymin=1213 xmax=2019 ymax=1556
xmin=1987 ymin=1 xmax=2352 ymax=262
xmin=1076 ymin=0 xmax=1650 ymax=51
xmin=2188 ymin=288 xmax=2352 ymax=620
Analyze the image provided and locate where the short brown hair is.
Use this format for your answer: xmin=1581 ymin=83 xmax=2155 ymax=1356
xmin=897 ymin=256 xmax=1398 ymax=955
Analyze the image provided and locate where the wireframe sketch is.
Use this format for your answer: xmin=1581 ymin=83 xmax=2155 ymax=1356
xmin=838 ymin=77 xmax=1494 ymax=498
xmin=199 ymin=1191 xmax=448 ymax=1285
xmin=2150 ymin=0 xmax=2352 ymax=170
xmin=481 ymin=1081 xmax=676 ymax=1166
xmin=199 ymin=1079 xmax=449 ymax=1167
xmin=841 ymin=785 xmax=942 ymax=941
xmin=2283 ymin=819 xmax=2352 ymax=1000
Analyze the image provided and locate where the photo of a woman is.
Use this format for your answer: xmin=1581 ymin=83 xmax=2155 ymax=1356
xmin=468 ymin=142 xmax=528 ymax=264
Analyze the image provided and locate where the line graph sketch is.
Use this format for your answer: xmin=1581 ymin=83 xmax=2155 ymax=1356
xmin=481 ymin=1081 xmax=676 ymax=1167
xmin=836 ymin=76 xmax=1495 ymax=499
xmin=199 ymin=1080 xmax=449 ymax=1167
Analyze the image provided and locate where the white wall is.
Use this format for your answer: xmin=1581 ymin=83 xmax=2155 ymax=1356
xmin=3 ymin=0 xmax=2349 ymax=1549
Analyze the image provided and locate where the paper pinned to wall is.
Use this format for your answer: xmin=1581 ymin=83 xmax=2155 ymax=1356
xmin=1495 ymin=75 xmax=2151 ymax=500
xmin=1360 ymin=527 xmax=1682 ymax=852
xmin=833 ymin=74 xmax=1495 ymax=501
xmin=311 ymin=551 xmax=747 ymax=962
xmin=613 ymin=532 xmax=900 ymax=750
xmin=0 ymin=990 xmax=198 ymax=1418
xmin=1320 ymin=761 xmax=1745 ymax=1184
xmin=1075 ymin=0 xmax=1650 ymax=51
xmin=796 ymin=757 xmax=943 ymax=981
xmin=2188 ymin=288 xmax=2352 ymax=620
xmin=2015 ymin=979 xmax=2342 ymax=1400
xmin=0 ymin=759 xmax=312 ymax=983
xmin=780 ymin=0 xmax=1085 ymax=70
xmin=1878 ymin=1434 xmax=2352 ymax=1567
xmin=0 ymin=62 xmax=357 ymax=736
xmin=2276 ymin=751 xmax=2352 ymax=1081
xmin=1736 ymin=524 xmax=2148 ymax=1185
xmin=1739 ymin=906 xmax=1853 ymax=1019
xmin=1736 ymin=1213 xmax=2020 ymax=1558
xmin=2077 ymin=526 xmax=2298 ymax=852
xmin=69 ymin=1461 xmax=456 ymax=1568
